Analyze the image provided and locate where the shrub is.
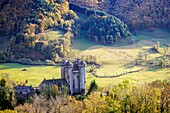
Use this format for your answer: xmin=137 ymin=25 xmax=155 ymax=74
xmin=44 ymin=59 xmax=55 ymax=65
xmin=20 ymin=59 xmax=32 ymax=64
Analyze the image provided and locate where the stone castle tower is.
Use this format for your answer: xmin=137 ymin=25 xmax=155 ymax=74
xmin=61 ymin=59 xmax=86 ymax=95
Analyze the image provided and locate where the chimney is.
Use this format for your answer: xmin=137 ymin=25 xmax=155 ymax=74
xmin=44 ymin=78 xmax=46 ymax=81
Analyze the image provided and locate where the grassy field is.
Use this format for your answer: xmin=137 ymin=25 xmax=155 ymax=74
xmin=0 ymin=63 xmax=61 ymax=87
xmin=70 ymin=28 xmax=170 ymax=86
xmin=45 ymin=28 xmax=65 ymax=40
xmin=0 ymin=63 xmax=169 ymax=87
xmin=0 ymin=28 xmax=170 ymax=87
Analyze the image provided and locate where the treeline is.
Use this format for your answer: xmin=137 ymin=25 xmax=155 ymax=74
xmin=69 ymin=0 xmax=170 ymax=30
xmin=1 ymin=79 xmax=169 ymax=113
xmin=0 ymin=0 xmax=80 ymax=61
xmin=69 ymin=3 xmax=108 ymax=17
xmin=82 ymin=14 xmax=131 ymax=45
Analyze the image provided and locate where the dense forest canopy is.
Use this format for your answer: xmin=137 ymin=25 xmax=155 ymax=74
xmin=83 ymin=14 xmax=131 ymax=45
xmin=69 ymin=0 xmax=170 ymax=30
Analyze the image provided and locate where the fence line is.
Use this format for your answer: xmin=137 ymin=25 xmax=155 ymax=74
xmin=92 ymin=68 xmax=145 ymax=78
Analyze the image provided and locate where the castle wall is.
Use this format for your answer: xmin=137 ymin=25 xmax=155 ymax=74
xmin=61 ymin=66 xmax=65 ymax=79
xmin=68 ymin=68 xmax=73 ymax=95
xmin=64 ymin=68 xmax=70 ymax=83
xmin=79 ymin=66 xmax=86 ymax=94
xmin=73 ymin=73 xmax=79 ymax=93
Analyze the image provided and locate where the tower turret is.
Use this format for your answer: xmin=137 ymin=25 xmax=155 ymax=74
xmin=61 ymin=59 xmax=67 ymax=79
xmin=66 ymin=61 xmax=74 ymax=95
xmin=78 ymin=60 xmax=86 ymax=95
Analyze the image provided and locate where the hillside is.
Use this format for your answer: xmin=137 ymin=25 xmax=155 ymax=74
xmin=0 ymin=0 xmax=131 ymax=62
xmin=0 ymin=0 xmax=80 ymax=61
xmin=0 ymin=0 xmax=70 ymax=37
xmin=82 ymin=14 xmax=131 ymax=45
xmin=69 ymin=0 xmax=170 ymax=30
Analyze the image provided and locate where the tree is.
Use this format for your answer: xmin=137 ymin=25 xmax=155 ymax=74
xmin=87 ymin=80 xmax=98 ymax=96
xmin=0 ymin=51 xmax=6 ymax=60
xmin=66 ymin=10 xmax=78 ymax=20
xmin=0 ymin=78 xmax=7 ymax=87
xmin=62 ymin=86 xmax=67 ymax=97
xmin=25 ymin=79 xmax=28 ymax=84
xmin=0 ymin=78 xmax=14 ymax=110
xmin=158 ymin=58 xmax=165 ymax=68
xmin=50 ymin=85 xmax=59 ymax=98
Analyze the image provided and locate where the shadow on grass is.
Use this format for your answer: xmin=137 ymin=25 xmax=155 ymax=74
xmin=0 ymin=63 xmax=25 ymax=70
xmin=146 ymin=68 xmax=163 ymax=72
xmin=72 ymin=28 xmax=170 ymax=52
xmin=0 ymin=63 xmax=57 ymax=70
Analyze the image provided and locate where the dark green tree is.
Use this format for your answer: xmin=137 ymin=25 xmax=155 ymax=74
xmin=86 ymin=80 xmax=98 ymax=96
xmin=0 ymin=78 xmax=14 ymax=110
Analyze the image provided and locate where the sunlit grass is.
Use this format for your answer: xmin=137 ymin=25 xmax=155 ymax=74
xmin=45 ymin=28 xmax=65 ymax=40
xmin=0 ymin=63 xmax=61 ymax=86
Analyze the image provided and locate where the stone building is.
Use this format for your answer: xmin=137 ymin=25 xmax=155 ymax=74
xmin=39 ymin=59 xmax=86 ymax=95
xmin=13 ymin=85 xmax=34 ymax=98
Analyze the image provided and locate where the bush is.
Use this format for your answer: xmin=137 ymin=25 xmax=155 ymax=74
xmin=76 ymin=95 xmax=86 ymax=100
xmin=20 ymin=59 xmax=32 ymax=64
xmin=44 ymin=60 xmax=55 ymax=65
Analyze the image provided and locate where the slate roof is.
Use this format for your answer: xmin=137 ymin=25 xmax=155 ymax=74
xmin=39 ymin=78 xmax=69 ymax=88
xmin=13 ymin=85 xmax=34 ymax=94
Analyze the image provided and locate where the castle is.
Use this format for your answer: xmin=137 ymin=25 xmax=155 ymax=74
xmin=39 ymin=59 xmax=86 ymax=95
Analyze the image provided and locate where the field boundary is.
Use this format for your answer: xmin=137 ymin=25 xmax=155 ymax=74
xmin=92 ymin=68 xmax=145 ymax=78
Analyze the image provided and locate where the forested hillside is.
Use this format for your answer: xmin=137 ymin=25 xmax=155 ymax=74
xmin=69 ymin=0 xmax=170 ymax=30
xmin=82 ymin=14 xmax=131 ymax=45
xmin=0 ymin=0 xmax=79 ymax=61
xmin=0 ymin=0 xmax=131 ymax=62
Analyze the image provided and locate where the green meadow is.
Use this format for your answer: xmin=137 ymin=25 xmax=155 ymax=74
xmin=0 ymin=63 xmax=61 ymax=86
xmin=0 ymin=63 xmax=169 ymax=87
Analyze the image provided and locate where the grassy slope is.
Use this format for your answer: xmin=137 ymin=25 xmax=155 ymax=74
xmin=70 ymin=28 xmax=170 ymax=87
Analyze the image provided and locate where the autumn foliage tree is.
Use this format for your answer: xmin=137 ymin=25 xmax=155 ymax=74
xmin=0 ymin=78 xmax=14 ymax=110
xmin=0 ymin=0 xmax=79 ymax=61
